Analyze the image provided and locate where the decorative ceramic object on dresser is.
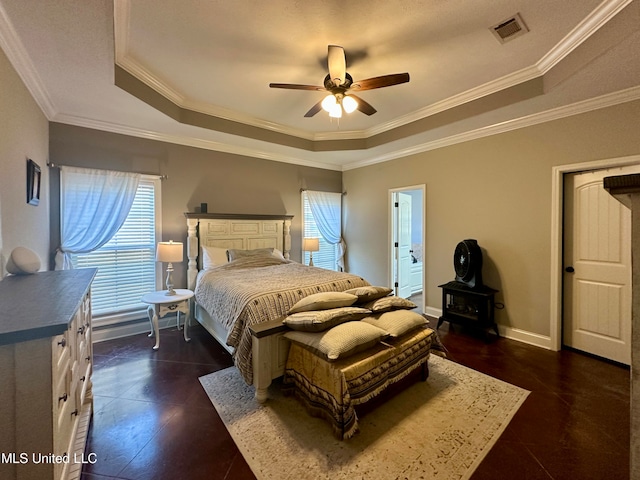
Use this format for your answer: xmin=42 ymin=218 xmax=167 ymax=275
xmin=0 ymin=268 xmax=96 ymax=480
xmin=5 ymin=246 xmax=41 ymax=275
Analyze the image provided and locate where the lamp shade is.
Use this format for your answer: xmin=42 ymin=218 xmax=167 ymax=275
xmin=302 ymin=237 xmax=320 ymax=252
xmin=156 ymin=241 xmax=183 ymax=263
xmin=342 ymin=95 xmax=358 ymax=113
xmin=321 ymin=94 xmax=337 ymax=112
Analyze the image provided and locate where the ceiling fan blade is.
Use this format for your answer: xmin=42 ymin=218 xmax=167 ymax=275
xmin=349 ymin=94 xmax=377 ymax=116
xmin=304 ymin=100 xmax=324 ymax=117
xmin=328 ymin=45 xmax=346 ymax=87
xmin=351 ymin=73 xmax=410 ymax=91
xmin=269 ymin=83 xmax=325 ymax=91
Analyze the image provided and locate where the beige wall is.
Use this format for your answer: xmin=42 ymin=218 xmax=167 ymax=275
xmin=343 ymin=100 xmax=640 ymax=337
xmin=49 ymin=123 xmax=342 ymax=288
xmin=6 ymin=33 xmax=639 ymax=342
xmin=0 ymin=48 xmax=49 ymax=275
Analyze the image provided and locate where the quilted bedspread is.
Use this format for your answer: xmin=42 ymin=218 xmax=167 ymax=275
xmin=194 ymin=256 xmax=370 ymax=384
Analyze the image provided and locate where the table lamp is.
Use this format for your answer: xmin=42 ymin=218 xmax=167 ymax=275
xmin=156 ymin=241 xmax=183 ymax=295
xmin=302 ymin=237 xmax=320 ymax=266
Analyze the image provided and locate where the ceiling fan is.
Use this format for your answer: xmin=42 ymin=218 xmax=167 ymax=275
xmin=269 ymin=45 xmax=410 ymax=118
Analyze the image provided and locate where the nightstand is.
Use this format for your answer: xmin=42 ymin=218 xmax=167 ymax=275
xmin=141 ymin=289 xmax=194 ymax=350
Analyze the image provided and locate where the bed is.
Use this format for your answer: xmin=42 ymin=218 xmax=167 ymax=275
xmin=185 ymin=213 xmax=370 ymax=401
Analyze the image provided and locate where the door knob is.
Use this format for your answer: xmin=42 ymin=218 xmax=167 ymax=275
xmin=565 ymin=266 xmax=575 ymax=273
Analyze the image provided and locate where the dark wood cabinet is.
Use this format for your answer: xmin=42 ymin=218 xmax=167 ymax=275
xmin=437 ymin=281 xmax=499 ymax=337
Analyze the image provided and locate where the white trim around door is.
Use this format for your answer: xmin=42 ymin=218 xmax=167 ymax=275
xmin=388 ymin=184 xmax=426 ymax=310
xmin=550 ymin=154 xmax=640 ymax=352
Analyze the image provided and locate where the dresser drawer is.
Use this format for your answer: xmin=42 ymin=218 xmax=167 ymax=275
xmin=77 ymin=357 xmax=92 ymax=406
xmin=52 ymin=331 xmax=70 ymax=373
xmin=76 ymin=326 xmax=90 ymax=364
xmin=53 ymin=352 xmax=71 ymax=410
xmin=54 ymin=367 xmax=76 ymax=450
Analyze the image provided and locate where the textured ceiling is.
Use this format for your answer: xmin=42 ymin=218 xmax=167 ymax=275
xmin=1 ymin=0 xmax=639 ymax=170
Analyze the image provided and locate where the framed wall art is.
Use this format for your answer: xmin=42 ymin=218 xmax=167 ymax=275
xmin=27 ymin=158 xmax=41 ymax=206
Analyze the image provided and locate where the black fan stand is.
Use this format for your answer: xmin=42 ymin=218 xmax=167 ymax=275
xmin=438 ymin=239 xmax=499 ymax=340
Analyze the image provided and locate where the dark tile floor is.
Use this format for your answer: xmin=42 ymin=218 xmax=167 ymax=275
xmin=81 ymin=318 xmax=630 ymax=480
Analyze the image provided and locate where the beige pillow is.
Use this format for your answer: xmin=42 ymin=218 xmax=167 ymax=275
xmin=362 ymin=296 xmax=417 ymax=313
xmin=344 ymin=285 xmax=392 ymax=303
xmin=227 ymin=248 xmax=274 ymax=261
xmin=283 ymin=307 xmax=371 ymax=332
xmin=201 ymin=246 xmax=228 ymax=269
xmin=362 ymin=310 xmax=427 ymax=337
xmin=288 ymin=291 xmax=358 ymax=314
xmin=284 ymin=321 xmax=388 ymax=361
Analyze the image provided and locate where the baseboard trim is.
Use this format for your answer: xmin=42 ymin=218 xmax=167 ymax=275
xmin=93 ymin=307 xmax=554 ymax=352
xmin=92 ymin=315 xmax=181 ymax=343
xmin=424 ymin=306 xmax=553 ymax=351
xmin=498 ymin=326 xmax=553 ymax=350
xmin=423 ymin=306 xmax=442 ymax=319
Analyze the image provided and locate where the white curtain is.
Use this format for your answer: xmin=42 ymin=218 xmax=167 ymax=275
xmin=55 ymin=166 xmax=141 ymax=270
xmin=306 ymin=190 xmax=346 ymax=269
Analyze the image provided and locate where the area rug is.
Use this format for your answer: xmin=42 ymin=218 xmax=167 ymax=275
xmin=199 ymin=356 xmax=529 ymax=480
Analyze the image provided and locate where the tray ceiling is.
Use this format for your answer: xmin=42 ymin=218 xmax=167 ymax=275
xmin=1 ymin=0 xmax=639 ymax=170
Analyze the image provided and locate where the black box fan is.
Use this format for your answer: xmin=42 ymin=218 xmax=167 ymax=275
xmin=454 ymin=239 xmax=483 ymax=288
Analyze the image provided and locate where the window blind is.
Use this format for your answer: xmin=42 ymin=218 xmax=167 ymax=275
xmin=71 ymin=178 xmax=160 ymax=316
xmin=302 ymin=192 xmax=338 ymax=271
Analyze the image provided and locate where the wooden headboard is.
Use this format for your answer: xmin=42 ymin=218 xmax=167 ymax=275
xmin=184 ymin=213 xmax=293 ymax=289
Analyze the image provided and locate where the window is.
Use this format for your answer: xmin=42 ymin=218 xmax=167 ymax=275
xmin=302 ymin=191 xmax=339 ymax=271
xmin=71 ymin=177 xmax=161 ymax=319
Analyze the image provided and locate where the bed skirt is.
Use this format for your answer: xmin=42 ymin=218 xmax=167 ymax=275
xmin=283 ymin=327 xmax=436 ymax=440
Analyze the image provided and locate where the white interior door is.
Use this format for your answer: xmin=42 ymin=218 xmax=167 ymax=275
xmin=563 ymin=166 xmax=640 ymax=364
xmin=396 ymin=192 xmax=412 ymax=298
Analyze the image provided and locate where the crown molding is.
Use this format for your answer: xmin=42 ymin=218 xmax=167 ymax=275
xmin=51 ymin=112 xmax=343 ymax=171
xmin=365 ymin=65 xmax=543 ymax=137
xmin=116 ymin=53 xmax=371 ymax=142
xmin=114 ymin=0 xmax=186 ymax=106
xmin=537 ymin=0 xmax=633 ymax=73
xmin=112 ymin=0 xmax=129 ymax=67
xmin=52 ymin=85 xmax=640 ymax=174
xmin=342 ymin=85 xmax=640 ymax=171
xmin=4 ymin=0 xmax=633 ymax=172
xmin=0 ymin=1 xmax=56 ymax=119
xmin=113 ymin=0 xmax=628 ymax=144
xmin=180 ymin=98 xmax=318 ymax=140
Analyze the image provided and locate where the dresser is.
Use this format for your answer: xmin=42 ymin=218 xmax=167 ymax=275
xmin=0 ymin=268 xmax=97 ymax=480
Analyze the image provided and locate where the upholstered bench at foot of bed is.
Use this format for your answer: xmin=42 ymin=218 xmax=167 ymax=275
xmin=282 ymin=326 xmax=436 ymax=440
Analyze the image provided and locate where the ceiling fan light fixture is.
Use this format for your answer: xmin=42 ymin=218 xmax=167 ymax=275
xmin=321 ymin=94 xmax=337 ymax=112
xmin=270 ymin=45 xmax=409 ymax=118
xmin=342 ymin=95 xmax=358 ymax=113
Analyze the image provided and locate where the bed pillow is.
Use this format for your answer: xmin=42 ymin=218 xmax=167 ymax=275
xmin=288 ymin=291 xmax=358 ymax=314
xmin=227 ymin=247 xmax=274 ymax=261
xmin=362 ymin=296 xmax=417 ymax=313
xmin=344 ymin=285 xmax=393 ymax=303
xmin=283 ymin=306 xmax=371 ymax=332
xmin=362 ymin=310 xmax=427 ymax=338
xmin=284 ymin=321 xmax=388 ymax=361
xmin=272 ymin=248 xmax=286 ymax=260
xmin=201 ymin=246 xmax=228 ymax=269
